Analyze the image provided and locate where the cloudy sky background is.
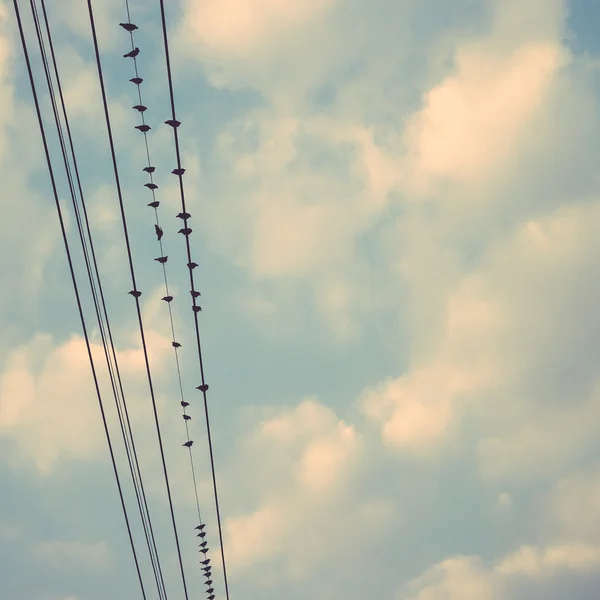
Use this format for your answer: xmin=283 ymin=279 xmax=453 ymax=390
xmin=2 ymin=0 xmax=600 ymax=598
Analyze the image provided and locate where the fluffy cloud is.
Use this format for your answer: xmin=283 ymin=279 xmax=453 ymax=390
xmin=401 ymin=543 xmax=600 ymax=600
xmin=222 ymin=399 xmax=395 ymax=582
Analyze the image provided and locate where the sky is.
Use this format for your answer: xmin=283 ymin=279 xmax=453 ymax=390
xmin=1 ymin=0 xmax=600 ymax=598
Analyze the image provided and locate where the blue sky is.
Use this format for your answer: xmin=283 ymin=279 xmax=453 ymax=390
xmin=2 ymin=0 xmax=600 ymax=598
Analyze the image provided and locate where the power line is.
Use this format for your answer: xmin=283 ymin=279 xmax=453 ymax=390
xmin=32 ymin=1 xmax=169 ymax=596
xmin=11 ymin=1 xmax=148 ymax=597
xmin=85 ymin=0 xmax=192 ymax=597
xmin=156 ymin=2 xmax=231 ymax=598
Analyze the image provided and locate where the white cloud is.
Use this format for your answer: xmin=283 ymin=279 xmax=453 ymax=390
xmin=222 ymin=399 xmax=395 ymax=581
xmin=31 ymin=539 xmax=111 ymax=571
xmin=402 ymin=543 xmax=600 ymax=600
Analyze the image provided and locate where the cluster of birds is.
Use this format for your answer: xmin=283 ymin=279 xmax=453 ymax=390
xmin=120 ymin=20 xmax=216 ymax=599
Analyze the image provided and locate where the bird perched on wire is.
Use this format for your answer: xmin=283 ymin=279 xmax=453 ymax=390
xmin=187 ymin=261 xmax=198 ymax=270
xmin=177 ymin=212 xmax=191 ymax=220
xmin=129 ymin=290 xmax=142 ymax=298
xmin=172 ymin=341 xmax=181 ymax=348
xmin=154 ymin=256 xmax=168 ymax=264
xmin=196 ymin=384 xmax=209 ymax=393
xmin=154 ymin=225 xmax=163 ymax=241
xmin=162 ymin=295 xmax=173 ymax=303
xmin=130 ymin=77 xmax=143 ymax=85
xmin=172 ymin=168 xmax=185 ymax=176
xmin=123 ymin=47 xmax=139 ymax=59
xmin=132 ymin=104 xmax=147 ymax=112
xmin=178 ymin=227 xmax=192 ymax=236
xmin=143 ymin=166 xmax=155 ymax=173
xmin=145 ymin=183 xmax=158 ymax=190
xmin=183 ymin=414 xmax=191 ymax=421
xmin=119 ymin=22 xmax=138 ymax=32
xmin=148 ymin=201 xmax=160 ymax=208
xmin=165 ymin=119 xmax=181 ymax=128
xmin=135 ymin=124 xmax=151 ymax=133
xmin=182 ymin=441 xmax=193 ymax=448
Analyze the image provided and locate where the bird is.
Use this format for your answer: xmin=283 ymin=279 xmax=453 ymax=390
xmin=190 ymin=290 xmax=201 ymax=298
xmin=196 ymin=384 xmax=209 ymax=393
xmin=176 ymin=212 xmax=191 ymax=220
xmin=165 ymin=119 xmax=181 ymax=128
xmin=148 ymin=201 xmax=160 ymax=208
xmin=129 ymin=290 xmax=142 ymax=298
xmin=172 ymin=168 xmax=185 ymax=176
xmin=192 ymin=305 xmax=202 ymax=313
xmin=172 ymin=341 xmax=181 ymax=348
xmin=145 ymin=183 xmax=158 ymax=190
xmin=205 ymin=580 xmax=213 ymax=587
xmin=154 ymin=256 xmax=168 ymax=264
xmin=183 ymin=414 xmax=191 ymax=421
xmin=130 ymin=77 xmax=143 ymax=85
xmin=201 ymin=559 xmax=210 ymax=566
xmin=132 ymin=104 xmax=147 ymax=112
xmin=195 ymin=524 xmax=206 ymax=531
xmin=178 ymin=227 xmax=192 ymax=236
xmin=181 ymin=401 xmax=189 ymax=408
xmin=135 ymin=124 xmax=151 ymax=133
xmin=161 ymin=295 xmax=173 ymax=302
xmin=182 ymin=441 xmax=193 ymax=448
xmin=206 ymin=589 xmax=214 ymax=595
xmin=143 ymin=166 xmax=155 ymax=173
xmin=154 ymin=225 xmax=163 ymax=241
xmin=119 ymin=22 xmax=138 ymax=32
xmin=202 ymin=566 xmax=211 ymax=573
xmin=187 ymin=262 xmax=198 ymax=270
xmin=200 ymin=548 xmax=208 ymax=555
xmin=123 ymin=47 xmax=139 ymax=58
xmin=207 ymin=596 xmax=215 ymax=600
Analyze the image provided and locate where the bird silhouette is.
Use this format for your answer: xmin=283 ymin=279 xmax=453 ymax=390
xmin=154 ymin=256 xmax=168 ymax=264
xmin=182 ymin=441 xmax=193 ymax=448
xmin=154 ymin=225 xmax=163 ymax=241
xmin=195 ymin=524 xmax=206 ymax=531
xmin=183 ymin=414 xmax=191 ymax=421
xmin=205 ymin=580 xmax=213 ymax=587
xmin=162 ymin=295 xmax=173 ymax=302
xmin=192 ymin=305 xmax=202 ymax=313
xmin=176 ymin=212 xmax=191 ymax=220
xmin=181 ymin=401 xmax=189 ymax=407
xmin=132 ymin=104 xmax=147 ymax=112
xmin=165 ymin=119 xmax=181 ymax=128
xmin=187 ymin=262 xmax=198 ymax=269
xmin=190 ymin=290 xmax=201 ymax=298
xmin=148 ymin=201 xmax=160 ymax=208
xmin=129 ymin=290 xmax=142 ymax=298
xmin=172 ymin=168 xmax=185 ymax=176
xmin=172 ymin=341 xmax=181 ymax=348
xmin=206 ymin=589 xmax=214 ymax=595
xmin=143 ymin=166 xmax=155 ymax=173
xmin=201 ymin=559 xmax=210 ymax=566
xmin=207 ymin=595 xmax=215 ymax=600
xmin=130 ymin=77 xmax=143 ymax=85
xmin=200 ymin=548 xmax=209 ymax=555
xmin=123 ymin=47 xmax=139 ymax=58
xmin=119 ymin=22 xmax=138 ymax=32
xmin=135 ymin=124 xmax=151 ymax=133
xmin=196 ymin=384 xmax=209 ymax=393
xmin=145 ymin=183 xmax=158 ymax=190
xmin=178 ymin=227 xmax=192 ymax=236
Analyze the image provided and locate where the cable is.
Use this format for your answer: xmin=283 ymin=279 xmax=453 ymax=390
xmin=12 ymin=1 xmax=147 ymax=597
xmin=119 ymin=7 xmax=206 ymax=534
xmin=86 ymin=0 xmax=191 ymax=597
xmin=156 ymin=3 xmax=231 ymax=598
xmin=33 ymin=1 xmax=169 ymax=597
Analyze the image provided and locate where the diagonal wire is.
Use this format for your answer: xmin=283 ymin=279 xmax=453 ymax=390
xmin=156 ymin=2 xmax=231 ymax=598
xmin=119 ymin=6 xmax=206 ymax=534
xmin=33 ymin=1 xmax=169 ymax=597
xmin=11 ymin=1 xmax=148 ymax=597
xmin=86 ymin=0 xmax=191 ymax=597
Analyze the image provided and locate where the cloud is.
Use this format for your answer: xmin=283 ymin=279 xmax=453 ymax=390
xmin=31 ymin=539 xmax=111 ymax=571
xmin=222 ymin=399 xmax=395 ymax=582
xmin=402 ymin=543 xmax=600 ymax=600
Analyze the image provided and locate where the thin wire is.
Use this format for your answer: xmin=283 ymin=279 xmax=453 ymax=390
xmin=119 ymin=9 xmax=204 ymax=530
xmin=86 ymin=1 xmax=191 ymax=597
xmin=11 ymin=1 xmax=147 ymax=597
xmin=157 ymin=2 xmax=231 ymax=597
xmin=34 ymin=1 xmax=169 ymax=596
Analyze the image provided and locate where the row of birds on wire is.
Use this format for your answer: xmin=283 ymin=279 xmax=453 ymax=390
xmin=13 ymin=0 xmax=231 ymax=596
xmin=119 ymin=15 xmax=222 ymax=600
